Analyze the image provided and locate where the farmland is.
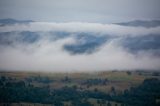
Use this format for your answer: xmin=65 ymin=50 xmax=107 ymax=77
xmin=0 ymin=71 xmax=160 ymax=106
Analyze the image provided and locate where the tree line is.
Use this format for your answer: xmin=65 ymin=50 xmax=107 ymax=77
xmin=0 ymin=76 xmax=160 ymax=106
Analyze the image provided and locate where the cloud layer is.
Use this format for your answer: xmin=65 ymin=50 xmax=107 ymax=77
xmin=0 ymin=21 xmax=160 ymax=72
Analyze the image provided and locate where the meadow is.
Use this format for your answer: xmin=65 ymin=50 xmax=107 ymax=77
xmin=0 ymin=70 xmax=160 ymax=106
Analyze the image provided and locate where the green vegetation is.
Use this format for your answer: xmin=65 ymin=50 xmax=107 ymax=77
xmin=0 ymin=71 xmax=160 ymax=106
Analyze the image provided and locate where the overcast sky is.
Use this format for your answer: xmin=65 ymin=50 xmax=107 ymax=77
xmin=0 ymin=0 xmax=160 ymax=23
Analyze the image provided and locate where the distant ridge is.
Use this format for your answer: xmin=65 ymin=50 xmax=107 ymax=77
xmin=0 ymin=18 xmax=33 ymax=25
xmin=115 ymin=20 xmax=160 ymax=28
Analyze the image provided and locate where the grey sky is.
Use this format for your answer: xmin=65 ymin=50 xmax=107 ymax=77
xmin=0 ymin=0 xmax=160 ymax=23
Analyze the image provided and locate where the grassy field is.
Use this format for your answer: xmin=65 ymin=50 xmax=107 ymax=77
xmin=0 ymin=71 xmax=157 ymax=92
xmin=0 ymin=70 xmax=160 ymax=106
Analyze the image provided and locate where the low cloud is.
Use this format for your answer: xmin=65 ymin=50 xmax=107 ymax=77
xmin=1 ymin=22 xmax=160 ymax=36
xmin=0 ymin=22 xmax=160 ymax=72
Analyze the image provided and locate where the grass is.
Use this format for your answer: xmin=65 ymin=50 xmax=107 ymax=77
xmin=0 ymin=70 xmax=159 ymax=106
xmin=0 ymin=71 xmax=157 ymax=90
